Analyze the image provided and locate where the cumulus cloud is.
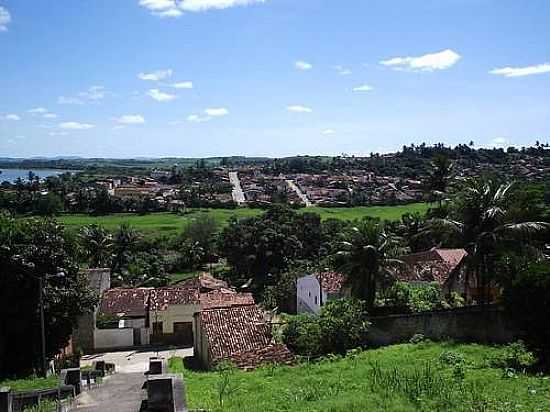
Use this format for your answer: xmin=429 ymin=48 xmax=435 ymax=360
xmin=333 ymin=65 xmax=352 ymax=75
xmin=4 ymin=114 xmax=20 ymax=120
xmin=28 ymin=107 xmax=49 ymax=114
xmin=287 ymin=105 xmax=312 ymax=113
xmin=147 ymin=89 xmax=177 ymax=102
xmin=139 ymin=0 xmax=266 ymax=17
xmin=0 ymin=6 xmax=11 ymax=32
xmin=380 ymin=49 xmax=461 ymax=72
xmin=187 ymin=107 xmax=229 ymax=123
xmin=138 ymin=69 xmax=173 ymax=81
xmin=352 ymin=84 xmax=373 ymax=92
xmin=295 ymin=61 xmax=313 ymax=71
xmin=43 ymin=113 xmax=58 ymax=119
xmin=48 ymin=131 xmax=69 ymax=137
xmin=59 ymin=122 xmax=95 ymax=130
xmin=489 ymin=63 xmax=550 ymax=78
xmin=205 ymin=107 xmax=229 ymax=117
xmin=58 ymin=96 xmax=84 ymax=105
xmin=322 ymin=129 xmax=335 ymax=135
xmin=170 ymin=81 xmax=193 ymax=89
xmin=116 ymin=114 xmax=145 ymax=124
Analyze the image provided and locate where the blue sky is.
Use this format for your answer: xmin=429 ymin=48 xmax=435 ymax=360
xmin=1 ymin=0 xmax=549 ymax=158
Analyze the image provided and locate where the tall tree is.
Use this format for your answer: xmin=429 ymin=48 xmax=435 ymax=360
xmin=79 ymin=224 xmax=113 ymax=268
xmin=333 ymin=219 xmax=404 ymax=309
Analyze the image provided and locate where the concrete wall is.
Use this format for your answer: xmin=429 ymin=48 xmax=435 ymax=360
xmin=366 ymin=305 xmax=519 ymax=347
xmin=193 ymin=314 xmax=210 ymax=368
xmin=297 ymin=275 xmax=324 ymax=314
xmin=94 ymin=328 xmax=134 ymax=349
xmin=153 ymin=304 xmax=200 ymax=334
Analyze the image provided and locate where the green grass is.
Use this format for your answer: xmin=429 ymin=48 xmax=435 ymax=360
xmin=56 ymin=203 xmax=429 ymax=236
xmin=168 ymin=342 xmax=550 ymax=412
xmin=0 ymin=375 xmax=59 ymax=392
xmin=169 ymin=270 xmax=201 ymax=284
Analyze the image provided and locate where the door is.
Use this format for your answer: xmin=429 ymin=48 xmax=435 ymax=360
xmin=173 ymin=322 xmax=193 ymax=347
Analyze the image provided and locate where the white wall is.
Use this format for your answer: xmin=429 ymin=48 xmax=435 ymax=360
xmin=94 ymin=328 xmax=134 ymax=349
xmin=297 ymin=275 xmax=326 ymax=314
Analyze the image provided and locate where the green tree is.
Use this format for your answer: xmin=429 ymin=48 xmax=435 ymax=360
xmin=333 ymin=219 xmax=403 ymax=309
xmin=79 ymin=224 xmax=113 ymax=268
xmin=0 ymin=215 xmax=98 ymax=377
xmin=111 ymin=223 xmax=140 ymax=275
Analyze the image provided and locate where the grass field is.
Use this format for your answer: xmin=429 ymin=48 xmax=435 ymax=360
xmin=56 ymin=203 xmax=430 ymax=236
xmin=169 ymin=342 xmax=550 ymax=412
xmin=0 ymin=375 xmax=59 ymax=392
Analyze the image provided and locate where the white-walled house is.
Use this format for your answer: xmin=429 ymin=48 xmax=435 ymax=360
xmin=296 ymin=272 xmax=347 ymax=314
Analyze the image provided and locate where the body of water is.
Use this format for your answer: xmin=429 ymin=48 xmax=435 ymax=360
xmin=0 ymin=168 xmax=74 ymax=183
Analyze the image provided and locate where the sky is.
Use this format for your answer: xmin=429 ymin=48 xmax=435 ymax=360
xmin=0 ymin=0 xmax=549 ymax=158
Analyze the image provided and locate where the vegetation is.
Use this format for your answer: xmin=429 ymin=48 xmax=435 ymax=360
xmin=0 ymin=375 xmax=59 ymax=391
xmin=168 ymin=342 xmax=550 ymax=411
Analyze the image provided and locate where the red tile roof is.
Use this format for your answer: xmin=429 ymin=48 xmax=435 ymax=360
xmin=100 ymin=288 xmax=151 ymax=317
xmin=200 ymin=288 xmax=255 ymax=310
xmin=174 ymin=273 xmax=228 ymax=291
xmin=397 ymin=248 xmax=467 ymax=285
xmin=149 ymin=287 xmax=200 ymax=311
xmin=199 ymin=305 xmax=293 ymax=368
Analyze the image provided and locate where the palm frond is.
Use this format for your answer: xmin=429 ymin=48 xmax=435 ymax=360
xmin=497 ymin=222 xmax=550 ymax=237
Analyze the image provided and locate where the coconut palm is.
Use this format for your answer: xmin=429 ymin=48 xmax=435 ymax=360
xmin=429 ymin=178 xmax=549 ymax=302
xmin=79 ymin=224 xmax=113 ymax=268
xmin=334 ymin=219 xmax=404 ymax=309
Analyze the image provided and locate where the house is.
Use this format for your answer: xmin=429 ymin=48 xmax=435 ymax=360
xmin=396 ymin=248 xmax=468 ymax=296
xmin=92 ymin=273 xmax=254 ymax=351
xmin=296 ymin=272 xmax=347 ymax=314
xmin=193 ymin=305 xmax=294 ymax=370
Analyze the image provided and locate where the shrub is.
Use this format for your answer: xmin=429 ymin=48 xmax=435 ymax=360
xmin=409 ymin=333 xmax=428 ymax=344
xmin=490 ymin=341 xmax=537 ymax=372
xmin=439 ymin=350 xmax=466 ymax=367
xmin=502 ymin=262 xmax=550 ymax=369
xmin=282 ymin=299 xmax=370 ymax=357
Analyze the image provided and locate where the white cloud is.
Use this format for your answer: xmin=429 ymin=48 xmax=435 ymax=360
xmin=157 ymin=8 xmax=183 ymax=17
xmin=333 ymin=65 xmax=352 ymax=75
xmin=138 ymin=69 xmax=173 ymax=81
xmin=79 ymin=85 xmax=106 ymax=100
xmin=43 ymin=113 xmax=58 ymax=119
xmin=187 ymin=114 xmax=211 ymax=123
xmin=28 ymin=107 xmax=48 ymax=114
xmin=147 ymin=89 xmax=177 ymax=102
xmin=205 ymin=107 xmax=229 ymax=117
xmin=287 ymin=105 xmax=312 ymax=113
xmin=491 ymin=137 xmax=508 ymax=148
xmin=295 ymin=61 xmax=312 ymax=71
xmin=170 ymin=81 xmax=193 ymax=89
xmin=179 ymin=0 xmax=266 ymax=12
xmin=380 ymin=49 xmax=461 ymax=72
xmin=352 ymin=84 xmax=373 ymax=92
xmin=139 ymin=0 xmax=177 ymax=10
xmin=322 ymin=129 xmax=335 ymax=135
xmin=48 ymin=131 xmax=69 ymax=137
xmin=4 ymin=114 xmax=20 ymax=120
xmin=58 ymin=96 xmax=84 ymax=105
xmin=116 ymin=114 xmax=145 ymax=125
xmin=59 ymin=122 xmax=95 ymax=130
xmin=0 ymin=6 xmax=11 ymax=32
xmin=489 ymin=63 xmax=550 ymax=78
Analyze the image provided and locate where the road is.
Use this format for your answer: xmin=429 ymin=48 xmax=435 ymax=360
xmin=229 ymin=171 xmax=245 ymax=204
xmin=72 ymin=347 xmax=193 ymax=411
xmin=286 ymin=180 xmax=312 ymax=207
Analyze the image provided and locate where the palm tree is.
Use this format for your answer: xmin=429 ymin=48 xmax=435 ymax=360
xmin=429 ymin=178 xmax=549 ymax=302
xmin=334 ymin=219 xmax=404 ymax=309
xmin=428 ymin=154 xmax=453 ymax=209
xmin=111 ymin=223 xmax=140 ymax=275
xmin=79 ymin=224 xmax=113 ymax=268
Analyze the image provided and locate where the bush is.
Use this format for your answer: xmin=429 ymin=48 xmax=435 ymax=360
xmin=282 ymin=299 xmax=370 ymax=357
xmin=503 ymin=262 xmax=550 ymax=369
xmin=490 ymin=341 xmax=537 ymax=372
xmin=439 ymin=350 xmax=466 ymax=367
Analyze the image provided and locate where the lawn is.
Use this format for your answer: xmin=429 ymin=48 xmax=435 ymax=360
xmin=168 ymin=342 xmax=550 ymax=412
xmin=0 ymin=375 xmax=59 ymax=392
xmin=56 ymin=203 xmax=430 ymax=236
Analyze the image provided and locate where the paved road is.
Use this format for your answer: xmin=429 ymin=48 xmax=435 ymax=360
xmin=229 ymin=171 xmax=245 ymax=204
xmin=287 ymin=180 xmax=312 ymax=207
xmin=73 ymin=348 xmax=193 ymax=411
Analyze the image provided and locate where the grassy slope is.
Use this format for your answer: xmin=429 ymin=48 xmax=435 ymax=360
xmin=169 ymin=342 xmax=550 ymax=412
xmin=0 ymin=375 xmax=59 ymax=392
xmin=57 ymin=203 xmax=429 ymax=236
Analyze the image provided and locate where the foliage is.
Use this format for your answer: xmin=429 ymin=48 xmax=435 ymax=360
xmin=332 ymin=218 xmax=404 ymax=308
xmin=78 ymin=224 xmax=113 ymax=267
xmin=168 ymin=342 xmax=550 ymax=412
xmin=282 ymin=299 xmax=370 ymax=357
xmin=214 ymin=361 xmax=240 ymax=407
xmin=489 ymin=341 xmax=537 ymax=372
xmin=377 ymin=281 xmax=464 ymax=313
xmin=503 ymin=261 xmax=550 ymax=369
xmin=177 ymin=214 xmax=219 ymax=262
xmin=0 ymin=215 xmax=98 ymax=378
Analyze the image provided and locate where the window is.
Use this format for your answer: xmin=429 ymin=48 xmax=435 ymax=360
xmin=152 ymin=321 xmax=163 ymax=336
